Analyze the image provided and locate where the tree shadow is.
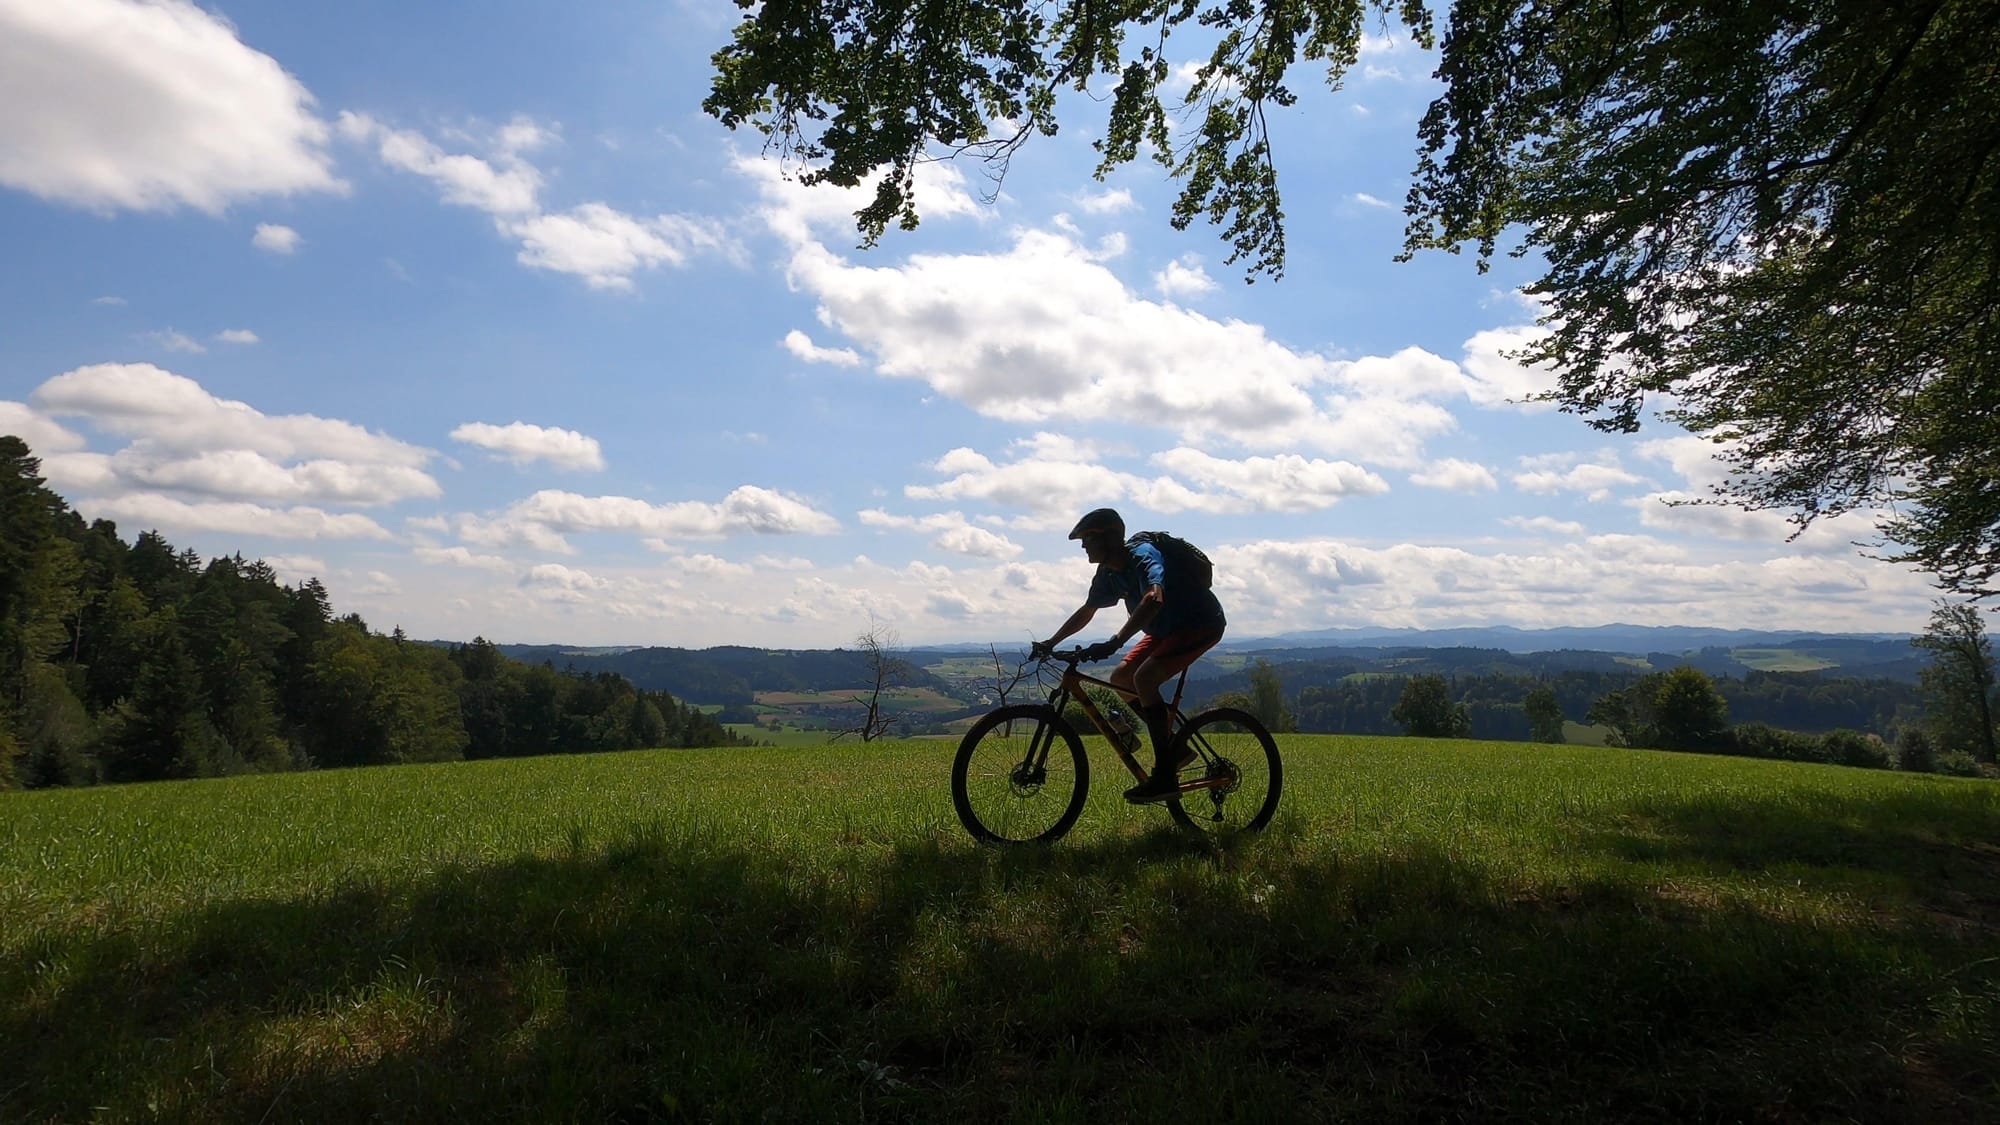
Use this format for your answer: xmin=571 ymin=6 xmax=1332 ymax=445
xmin=5 ymin=811 xmax=1998 ymax=1123
xmin=1566 ymin=783 xmax=2000 ymax=936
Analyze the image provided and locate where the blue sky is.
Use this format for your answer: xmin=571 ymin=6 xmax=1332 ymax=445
xmin=0 ymin=0 xmax=1939 ymax=647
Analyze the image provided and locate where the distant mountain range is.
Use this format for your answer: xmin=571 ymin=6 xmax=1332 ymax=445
xmin=437 ymin=625 xmax=1929 ymax=705
xmin=1217 ymin=623 xmax=1914 ymax=655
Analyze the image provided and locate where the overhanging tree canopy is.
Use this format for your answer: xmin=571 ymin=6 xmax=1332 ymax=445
xmin=705 ymin=1 xmax=2000 ymax=594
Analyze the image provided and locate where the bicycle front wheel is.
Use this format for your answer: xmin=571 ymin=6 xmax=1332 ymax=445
xmin=1168 ymin=707 xmax=1283 ymax=837
xmin=951 ymin=704 xmax=1090 ymax=845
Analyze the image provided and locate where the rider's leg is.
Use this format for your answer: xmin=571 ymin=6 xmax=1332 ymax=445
xmin=1109 ymin=648 xmax=1174 ymax=771
xmin=1114 ymin=629 xmax=1223 ymax=802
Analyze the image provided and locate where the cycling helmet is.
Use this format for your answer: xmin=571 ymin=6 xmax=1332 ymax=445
xmin=1067 ymin=507 xmax=1125 ymax=540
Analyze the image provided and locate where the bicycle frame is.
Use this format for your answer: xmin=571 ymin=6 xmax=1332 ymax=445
xmin=1033 ymin=656 xmax=1230 ymax=796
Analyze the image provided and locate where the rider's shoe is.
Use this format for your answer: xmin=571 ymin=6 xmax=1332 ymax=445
xmin=1123 ymin=771 xmax=1183 ymax=804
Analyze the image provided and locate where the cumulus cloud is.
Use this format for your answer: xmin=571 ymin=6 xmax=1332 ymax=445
xmin=1214 ymin=533 xmax=1932 ymax=639
xmin=506 ymin=205 xmax=729 ymax=291
xmin=764 ymin=220 xmax=1496 ymax=469
xmin=457 ymin=486 xmax=841 ymax=553
xmin=1461 ymin=324 xmax=1558 ymax=410
xmin=858 ymin=508 xmax=1024 ymax=559
xmin=256 ymin=554 xmax=327 ymax=584
xmin=1512 ymin=452 xmax=1643 ymax=501
xmin=414 ymin=545 xmax=515 ymax=572
xmin=1502 ymin=515 xmax=1586 ymax=536
xmin=252 ymin=223 xmax=301 ymax=254
xmin=0 ymin=0 xmax=344 ymax=213
xmin=145 ymin=329 xmax=206 ymax=354
xmin=901 ymin=435 xmax=1387 ymax=521
xmin=1154 ymin=253 xmax=1218 ymax=299
xmin=1409 ymin=458 xmax=1498 ymax=492
xmin=734 ymin=151 xmax=985 ymax=247
xmin=72 ymin=493 xmax=392 ymax=540
xmin=450 ymin=421 xmax=605 ymax=471
xmin=1149 ymin=448 xmax=1390 ymax=511
xmin=28 ymin=363 xmax=439 ymax=506
xmin=1076 ymin=188 xmax=1135 ymax=214
xmin=0 ymin=401 xmax=86 ymax=454
xmin=339 ymin=113 xmax=730 ymax=290
xmin=782 ymin=230 xmax=1333 ymax=444
xmin=783 ymin=329 xmax=863 ymax=367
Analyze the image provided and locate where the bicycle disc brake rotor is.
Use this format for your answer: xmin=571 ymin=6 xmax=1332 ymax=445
xmin=1009 ymin=762 xmax=1046 ymax=795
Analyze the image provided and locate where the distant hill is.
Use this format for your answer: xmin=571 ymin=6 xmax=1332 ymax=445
xmin=410 ymin=626 xmax=1929 ymax=706
xmin=487 ymin=644 xmax=957 ymax=705
xmin=1225 ymin=623 xmax=1913 ymax=655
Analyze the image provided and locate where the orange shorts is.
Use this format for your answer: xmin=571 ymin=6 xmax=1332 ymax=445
xmin=1119 ymin=625 xmax=1226 ymax=678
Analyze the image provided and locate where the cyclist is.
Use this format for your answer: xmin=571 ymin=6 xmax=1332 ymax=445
xmin=1031 ymin=507 xmax=1227 ymax=803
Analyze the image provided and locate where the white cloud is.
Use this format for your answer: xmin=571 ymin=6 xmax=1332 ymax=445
xmin=35 ymin=364 xmax=429 ymax=465
xmin=0 ymin=401 xmax=86 ymax=453
xmin=783 ymin=329 xmax=863 ymax=367
xmin=339 ymin=111 xmax=541 ymax=215
xmin=460 ymin=486 xmax=842 ymax=553
xmin=145 ymin=329 xmax=206 ymax=354
xmin=0 ymin=0 xmax=344 ymax=213
xmin=521 ymin=563 xmax=609 ymax=603
xmin=252 ymin=223 xmax=301 ymax=254
xmin=257 ymin=554 xmax=327 ymax=584
xmin=215 ymin=329 xmax=259 ymax=345
xmin=29 ymin=363 xmax=439 ymax=506
xmin=93 ymin=295 xmax=127 ymax=306
xmin=414 ymin=545 xmax=515 ymax=572
xmin=1353 ymin=193 xmax=1392 ymax=209
xmin=858 ymin=508 xmax=1024 ymax=559
xmin=341 ymin=113 xmax=731 ymax=290
xmin=1512 ymin=452 xmax=1643 ymax=501
xmin=1409 ymin=459 xmax=1497 ymax=492
xmin=1149 ymin=448 xmax=1390 ymax=511
xmin=449 ymin=421 xmax=605 ymax=471
xmin=783 ymin=230 xmax=1335 ymax=446
xmin=735 ymin=150 xmax=986 ymax=248
xmin=1461 ymin=324 xmax=1558 ymax=410
xmin=505 ymin=205 xmax=730 ymax=291
xmin=72 ymin=493 xmax=393 ymax=540
xmin=1076 ymin=188 xmax=1135 ymax=214
xmin=1502 ymin=515 xmax=1586 ymax=536
xmin=1154 ymin=253 xmax=1218 ymax=299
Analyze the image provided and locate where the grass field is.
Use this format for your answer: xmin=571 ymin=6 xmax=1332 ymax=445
xmin=4 ymin=737 xmax=1998 ymax=1122
xmin=1733 ymin=647 xmax=1842 ymax=673
xmin=725 ymin=722 xmax=838 ymax=747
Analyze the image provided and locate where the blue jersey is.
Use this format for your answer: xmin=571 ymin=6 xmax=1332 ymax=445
xmin=1086 ymin=540 xmax=1226 ymax=636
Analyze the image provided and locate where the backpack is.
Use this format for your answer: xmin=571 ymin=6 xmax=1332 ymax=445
xmin=1126 ymin=531 xmax=1214 ymax=589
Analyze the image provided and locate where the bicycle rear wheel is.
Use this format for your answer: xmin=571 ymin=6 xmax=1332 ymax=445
xmin=951 ymin=704 xmax=1090 ymax=845
xmin=1167 ymin=707 xmax=1282 ymax=837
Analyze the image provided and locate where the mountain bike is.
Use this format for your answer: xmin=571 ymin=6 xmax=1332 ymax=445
xmin=950 ymin=648 xmax=1282 ymax=844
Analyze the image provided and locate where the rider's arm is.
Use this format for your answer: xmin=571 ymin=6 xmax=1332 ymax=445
xmin=1110 ymin=586 xmax=1164 ymax=646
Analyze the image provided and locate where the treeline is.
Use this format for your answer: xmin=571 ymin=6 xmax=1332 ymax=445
xmin=1197 ymin=665 xmax=1921 ymax=741
xmin=0 ymin=437 xmax=751 ymax=790
xmin=493 ymin=643 xmax=956 ymax=705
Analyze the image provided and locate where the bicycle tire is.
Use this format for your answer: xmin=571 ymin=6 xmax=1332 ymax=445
xmin=951 ymin=704 xmax=1091 ymax=845
xmin=1167 ymin=707 xmax=1283 ymax=837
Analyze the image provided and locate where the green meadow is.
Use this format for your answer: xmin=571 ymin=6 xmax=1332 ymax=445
xmin=4 ymin=737 xmax=1997 ymax=1122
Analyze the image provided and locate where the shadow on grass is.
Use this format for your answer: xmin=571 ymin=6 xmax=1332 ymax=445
xmin=5 ymin=810 xmax=1999 ymax=1123
xmin=1572 ymin=783 xmax=2000 ymax=935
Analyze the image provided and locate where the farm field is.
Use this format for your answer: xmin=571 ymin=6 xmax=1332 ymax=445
xmin=4 ymin=738 xmax=1998 ymax=1122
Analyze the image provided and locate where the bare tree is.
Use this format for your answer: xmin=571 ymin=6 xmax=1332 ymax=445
xmin=987 ymin=642 xmax=1033 ymax=709
xmin=836 ymin=618 xmax=910 ymax=742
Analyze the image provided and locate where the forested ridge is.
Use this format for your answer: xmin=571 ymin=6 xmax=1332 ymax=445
xmin=0 ymin=438 xmax=751 ymax=790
